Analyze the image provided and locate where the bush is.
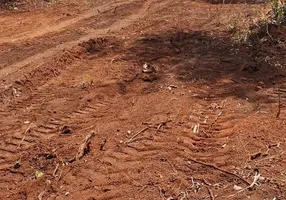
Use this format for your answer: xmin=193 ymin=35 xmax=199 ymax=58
xmin=269 ymin=0 xmax=286 ymax=25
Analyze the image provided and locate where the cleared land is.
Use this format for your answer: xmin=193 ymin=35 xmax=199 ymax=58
xmin=0 ymin=0 xmax=285 ymax=199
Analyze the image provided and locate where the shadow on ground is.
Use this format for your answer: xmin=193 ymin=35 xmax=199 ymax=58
xmin=123 ymin=29 xmax=285 ymax=103
xmin=0 ymin=0 xmax=16 ymax=8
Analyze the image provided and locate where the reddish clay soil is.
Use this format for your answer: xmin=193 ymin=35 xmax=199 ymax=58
xmin=0 ymin=0 xmax=286 ymax=199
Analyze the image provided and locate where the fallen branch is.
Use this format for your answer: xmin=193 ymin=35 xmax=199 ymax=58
xmin=76 ymin=131 xmax=95 ymax=160
xmin=187 ymin=159 xmax=251 ymax=186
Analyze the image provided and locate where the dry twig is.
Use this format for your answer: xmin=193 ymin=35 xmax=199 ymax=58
xmin=206 ymin=186 xmax=215 ymax=200
xmin=17 ymin=123 xmax=32 ymax=149
xmin=38 ymin=191 xmax=45 ymax=200
xmin=125 ymin=127 xmax=150 ymax=144
xmin=76 ymin=131 xmax=95 ymax=160
xmin=125 ymin=120 xmax=171 ymax=144
xmin=53 ymin=163 xmax=59 ymax=178
xmin=228 ymin=170 xmax=261 ymax=198
xmin=57 ymin=168 xmax=63 ymax=182
xmin=187 ymin=159 xmax=250 ymax=186
xmin=157 ymin=185 xmax=166 ymax=200
xmin=246 ymin=170 xmax=261 ymax=189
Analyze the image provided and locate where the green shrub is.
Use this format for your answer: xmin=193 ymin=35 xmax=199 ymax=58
xmin=269 ymin=0 xmax=286 ymax=25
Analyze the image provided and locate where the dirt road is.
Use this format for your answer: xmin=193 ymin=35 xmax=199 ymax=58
xmin=0 ymin=0 xmax=285 ymax=199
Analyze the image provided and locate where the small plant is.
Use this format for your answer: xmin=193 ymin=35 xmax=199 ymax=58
xmin=227 ymin=21 xmax=237 ymax=33
xmin=269 ymin=0 xmax=286 ymax=25
xmin=232 ymin=29 xmax=253 ymax=43
xmin=81 ymin=74 xmax=92 ymax=88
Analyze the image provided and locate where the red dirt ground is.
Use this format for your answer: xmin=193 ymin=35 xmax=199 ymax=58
xmin=0 ymin=0 xmax=286 ymax=199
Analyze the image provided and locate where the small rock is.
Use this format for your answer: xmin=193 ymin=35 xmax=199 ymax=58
xmin=60 ymin=126 xmax=72 ymax=135
xmin=258 ymin=176 xmax=266 ymax=182
xmin=233 ymin=185 xmax=243 ymax=191
xmin=193 ymin=123 xmax=200 ymax=134
xmin=250 ymin=152 xmax=262 ymax=160
xmin=14 ymin=80 xmax=23 ymax=85
xmin=13 ymin=161 xmax=21 ymax=169
xmin=245 ymin=165 xmax=252 ymax=170
xmin=167 ymin=85 xmax=178 ymax=90
xmin=169 ymin=177 xmax=176 ymax=182
xmin=260 ymin=38 xmax=268 ymax=43
xmin=176 ymin=138 xmax=183 ymax=144
xmin=142 ymin=62 xmax=155 ymax=73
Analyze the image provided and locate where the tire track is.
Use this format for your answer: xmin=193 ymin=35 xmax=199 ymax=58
xmin=0 ymin=96 xmax=113 ymax=170
xmin=1 ymin=0 xmax=282 ymax=199
xmin=74 ymin=85 xmax=255 ymax=198
xmin=0 ymin=0 xmax=164 ymax=82
xmin=0 ymin=0 xmax=132 ymax=45
xmin=0 ymin=0 xmax=169 ymax=163
xmin=0 ymin=35 xmax=121 ymax=170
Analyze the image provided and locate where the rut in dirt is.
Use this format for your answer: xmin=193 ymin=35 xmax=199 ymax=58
xmin=0 ymin=0 xmax=169 ymax=172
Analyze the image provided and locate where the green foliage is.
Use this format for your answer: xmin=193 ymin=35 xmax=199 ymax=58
xmin=35 ymin=171 xmax=44 ymax=178
xmin=269 ymin=0 xmax=286 ymax=25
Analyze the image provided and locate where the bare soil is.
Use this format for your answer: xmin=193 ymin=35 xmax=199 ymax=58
xmin=0 ymin=0 xmax=285 ymax=199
